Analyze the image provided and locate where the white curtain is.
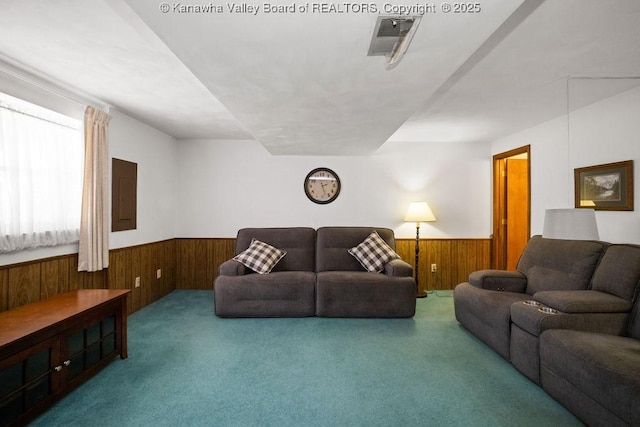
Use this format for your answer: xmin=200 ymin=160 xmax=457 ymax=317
xmin=78 ymin=106 xmax=110 ymax=272
xmin=0 ymin=94 xmax=83 ymax=253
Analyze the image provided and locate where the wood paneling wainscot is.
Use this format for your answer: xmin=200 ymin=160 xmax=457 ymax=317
xmin=108 ymin=239 xmax=176 ymax=314
xmin=0 ymin=239 xmax=175 ymax=314
xmin=175 ymin=237 xmax=491 ymax=293
xmin=175 ymin=238 xmax=235 ymax=290
xmin=0 ymin=256 xmax=106 ymax=312
xmin=395 ymin=238 xmax=491 ymax=293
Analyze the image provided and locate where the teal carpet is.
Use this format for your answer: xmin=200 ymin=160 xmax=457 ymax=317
xmin=31 ymin=290 xmax=581 ymax=426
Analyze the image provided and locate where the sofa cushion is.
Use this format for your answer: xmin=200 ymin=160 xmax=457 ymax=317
xmin=517 ymin=236 xmax=606 ymax=295
xmin=348 ymin=230 xmax=399 ymax=273
xmin=214 ymin=271 xmax=316 ymax=317
xmin=316 ymin=227 xmax=397 ymax=272
xmin=233 ymin=239 xmax=286 ymax=274
xmin=235 ymin=227 xmax=316 ymax=272
xmin=591 ymin=244 xmax=640 ymax=302
xmin=316 ymin=271 xmax=415 ymax=317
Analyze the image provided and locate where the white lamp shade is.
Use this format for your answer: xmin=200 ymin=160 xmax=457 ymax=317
xmin=404 ymin=201 xmax=436 ymax=223
xmin=542 ymin=209 xmax=599 ymax=240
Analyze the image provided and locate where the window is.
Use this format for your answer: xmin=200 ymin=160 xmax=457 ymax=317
xmin=0 ymin=92 xmax=83 ymax=253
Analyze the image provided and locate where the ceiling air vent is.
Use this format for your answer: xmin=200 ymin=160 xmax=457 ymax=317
xmin=368 ymin=16 xmax=422 ymax=69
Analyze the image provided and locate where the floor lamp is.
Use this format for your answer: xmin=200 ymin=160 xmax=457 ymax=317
xmin=404 ymin=201 xmax=436 ymax=298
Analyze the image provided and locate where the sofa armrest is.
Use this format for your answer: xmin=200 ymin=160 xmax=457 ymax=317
xmin=511 ymin=302 xmax=630 ymax=337
xmin=533 ymin=290 xmax=634 ymax=313
xmin=384 ymin=259 xmax=413 ymax=277
xmin=218 ymin=259 xmax=248 ymax=276
xmin=468 ymin=269 xmax=527 ymax=292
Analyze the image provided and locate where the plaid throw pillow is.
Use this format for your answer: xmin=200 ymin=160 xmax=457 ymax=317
xmin=233 ymin=239 xmax=287 ymax=274
xmin=348 ymin=230 xmax=399 ymax=273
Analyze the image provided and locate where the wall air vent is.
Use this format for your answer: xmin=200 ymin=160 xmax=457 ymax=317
xmin=368 ymin=15 xmax=422 ymax=69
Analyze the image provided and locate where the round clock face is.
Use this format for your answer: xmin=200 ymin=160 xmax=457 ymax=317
xmin=304 ymin=168 xmax=341 ymax=204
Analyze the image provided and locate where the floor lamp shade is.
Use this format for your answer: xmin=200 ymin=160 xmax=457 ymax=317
xmin=542 ymin=208 xmax=599 ymax=240
xmin=404 ymin=201 xmax=436 ymax=223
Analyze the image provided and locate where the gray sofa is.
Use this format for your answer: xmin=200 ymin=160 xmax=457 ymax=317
xmin=214 ymin=227 xmax=416 ymax=318
xmin=454 ymin=235 xmax=640 ymax=425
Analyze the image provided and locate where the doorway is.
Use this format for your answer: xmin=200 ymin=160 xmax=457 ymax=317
xmin=492 ymin=145 xmax=530 ymax=270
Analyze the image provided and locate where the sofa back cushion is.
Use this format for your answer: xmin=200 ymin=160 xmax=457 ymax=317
xmin=316 ymin=227 xmax=396 ymax=272
xmin=591 ymin=244 xmax=640 ymax=302
xmin=517 ymin=236 xmax=606 ymax=295
xmin=235 ymin=228 xmax=316 ymax=272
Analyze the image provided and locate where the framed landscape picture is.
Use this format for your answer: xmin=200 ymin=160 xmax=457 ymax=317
xmin=574 ymin=160 xmax=634 ymax=211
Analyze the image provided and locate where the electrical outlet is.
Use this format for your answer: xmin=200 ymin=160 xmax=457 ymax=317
xmin=431 ymin=264 xmax=437 ymax=273
xmin=135 ymin=276 xmax=141 ymax=288
xmin=156 ymin=269 xmax=162 ymax=279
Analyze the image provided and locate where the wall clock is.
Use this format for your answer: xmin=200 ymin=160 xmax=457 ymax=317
xmin=304 ymin=167 xmax=341 ymax=204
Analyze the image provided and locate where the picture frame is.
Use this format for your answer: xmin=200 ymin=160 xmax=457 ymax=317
xmin=574 ymin=160 xmax=634 ymax=211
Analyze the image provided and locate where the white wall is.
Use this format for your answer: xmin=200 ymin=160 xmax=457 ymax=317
xmin=492 ymin=83 xmax=640 ymax=244
xmin=175 ymin=139 xmax=492 ymax=239
xmin=109 ymin=109 xmax=177 ymax=249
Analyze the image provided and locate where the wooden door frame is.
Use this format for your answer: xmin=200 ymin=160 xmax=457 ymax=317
xmin=492 ymin=145 xmax=531 ymax=269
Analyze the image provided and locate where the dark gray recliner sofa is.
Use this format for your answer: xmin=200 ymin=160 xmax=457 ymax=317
xmin=214 ymin=227 xmax=416 ymax=318
xmin=454 ymin=236 xmax=640 ymax=426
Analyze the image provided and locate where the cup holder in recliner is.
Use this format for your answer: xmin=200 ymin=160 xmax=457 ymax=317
xmin=522 ymin=300 xmax=557 ymax=314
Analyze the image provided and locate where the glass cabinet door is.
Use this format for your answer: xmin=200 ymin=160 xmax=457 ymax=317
xmin=63 ymin=315 xmax=118 ymax=382
xmin=0 ymin=339 xmax=58 ymax=426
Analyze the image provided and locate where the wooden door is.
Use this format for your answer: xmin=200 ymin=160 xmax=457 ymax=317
xmin=492 ymin=146 xmax=530 ymax=270
xmin=506 ymin=159 xmax=529 ymax=270
xmin=492 ymin=158 xmax=507 ymax=269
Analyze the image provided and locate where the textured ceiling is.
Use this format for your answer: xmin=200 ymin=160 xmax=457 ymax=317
xmin=1 ymin=0 xmax=639 ymax=155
